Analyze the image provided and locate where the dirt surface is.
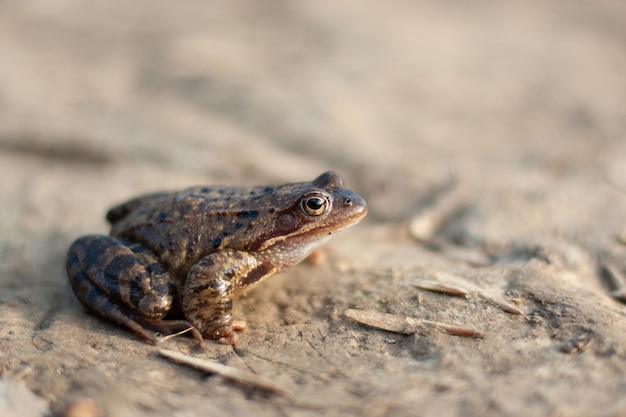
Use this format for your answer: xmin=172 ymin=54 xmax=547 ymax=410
xmin=2 ymin=1 xmax=626 ymax=416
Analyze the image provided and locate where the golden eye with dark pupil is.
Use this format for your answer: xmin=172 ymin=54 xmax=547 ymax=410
xmin=300 ymin=194 xmax=328 ymax=216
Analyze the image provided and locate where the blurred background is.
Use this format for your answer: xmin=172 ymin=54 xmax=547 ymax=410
xmin=1 ymin=0 xmax=626 ymax=255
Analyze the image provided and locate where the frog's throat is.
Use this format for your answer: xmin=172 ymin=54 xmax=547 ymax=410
xmin=258 ymin=234 xmax=332 ymax=273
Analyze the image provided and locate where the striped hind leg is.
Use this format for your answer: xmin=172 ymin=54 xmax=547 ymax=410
xmin=66 ymin=235 xmax=201 ymax=344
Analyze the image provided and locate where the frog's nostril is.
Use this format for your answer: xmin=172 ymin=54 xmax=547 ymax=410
xmin=343 ymin=198 xmax=352 ymax=207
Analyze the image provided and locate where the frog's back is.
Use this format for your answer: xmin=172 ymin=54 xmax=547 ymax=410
xmin=107 ymin=186 xmax=251 ymax=227
xmin=106 ymin=192 xmax=173 ymax=225
xmin=106 ymin=185 xmax=281 ymax=272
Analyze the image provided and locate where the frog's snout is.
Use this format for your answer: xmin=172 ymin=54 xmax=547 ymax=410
xmin=339 ymin=191 xmax=367 ymax=222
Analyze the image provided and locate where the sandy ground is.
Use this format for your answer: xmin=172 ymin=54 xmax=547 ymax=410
xmin=2 ymin=1 xmax=626 ymax=416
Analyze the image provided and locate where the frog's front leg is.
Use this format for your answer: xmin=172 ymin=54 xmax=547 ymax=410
xmin=183 ymin=249 xmax=273 ymax=345
xmin=67 ymin=235 xmax=202 ymax=344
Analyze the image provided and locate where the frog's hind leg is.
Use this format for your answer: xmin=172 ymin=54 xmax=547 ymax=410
xmin=67 ymin=256 xmax=159 ymax=344
xmin=66 ymin=235 xmax=201 ymax=344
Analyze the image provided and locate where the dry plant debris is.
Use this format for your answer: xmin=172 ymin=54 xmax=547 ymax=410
xmin=414 ymin=281 xmax=470 ymax=298
xmin=414 ymin=279 xmax=529 ymax=320
xmin=344 ymin=308 xmax=483 ymax=338
xmin=157 ymin=349 xmax=288 ymax=396
xmin=408 ymin=186 xmax=492 ymax=266
xmin=476 ymin=292 xmax=528 ymax=318
xmin=601 ymin=260 xmax=626 ymax=301
xmin=408 ymin=185 xmax=468 ymax=242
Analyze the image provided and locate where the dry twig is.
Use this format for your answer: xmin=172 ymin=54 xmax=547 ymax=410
xmin=158 ymin=349 xmax=288 ymax=396
xmin=409 ymin=185 xmax=467 ymax=242
xmin=414 ymin=280 xmax=470 ymax=298
xmin=476 ymin=292 xmax=529 ymax=319
xmin=408 ymin=186 xmax=492 ymax=266
xmin=413 ymin=277 xmax=530 ymax=320
xmin=344 ymin=308 xmax=483 ymax=338
xmin=601 ymin=261 xmax=626 ymax=300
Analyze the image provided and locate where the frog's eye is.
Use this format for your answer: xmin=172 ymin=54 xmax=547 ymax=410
xmin=299 ymin=193 xmax=329 ymax=216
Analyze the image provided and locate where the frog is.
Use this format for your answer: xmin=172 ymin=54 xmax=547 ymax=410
xmin=66 ymin=171 xmax=367 ymax=345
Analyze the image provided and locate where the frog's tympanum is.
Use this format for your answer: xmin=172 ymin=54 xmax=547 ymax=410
xmin=66 ymin=172 xmax=367 ymax=345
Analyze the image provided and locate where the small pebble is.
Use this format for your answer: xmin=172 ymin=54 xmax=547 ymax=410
xmin=63 ymin=398 xmax=101 ymax=417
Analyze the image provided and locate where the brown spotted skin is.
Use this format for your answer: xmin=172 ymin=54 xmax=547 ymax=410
xmin=66 ymin=172 xmax=367 ymax=345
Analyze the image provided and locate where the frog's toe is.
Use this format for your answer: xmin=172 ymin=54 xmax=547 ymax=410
xmin=218 ymin=332 xmax=239 ymax=345
xmin=202 ymin=316 xmax=247 ymax=344
xmin=217 ymin=320 xmax=246 ymax=344
xmin=232 ymin=320 xmax=247 ymax=331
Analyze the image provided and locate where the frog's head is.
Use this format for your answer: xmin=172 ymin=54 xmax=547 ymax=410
xmin=255 ymin=171 xmax=367 ymax=271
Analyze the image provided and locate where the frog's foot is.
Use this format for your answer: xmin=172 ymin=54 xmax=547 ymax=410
xmin=232 ymin=320 xmax=247 ymax=331
xmin=218 ymin=320 xmax=247 ymax=345
xmin=140 ymin=319 xmax=204 ymax=346
xmin=202 ymin=317 xmax=247 ymax=345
